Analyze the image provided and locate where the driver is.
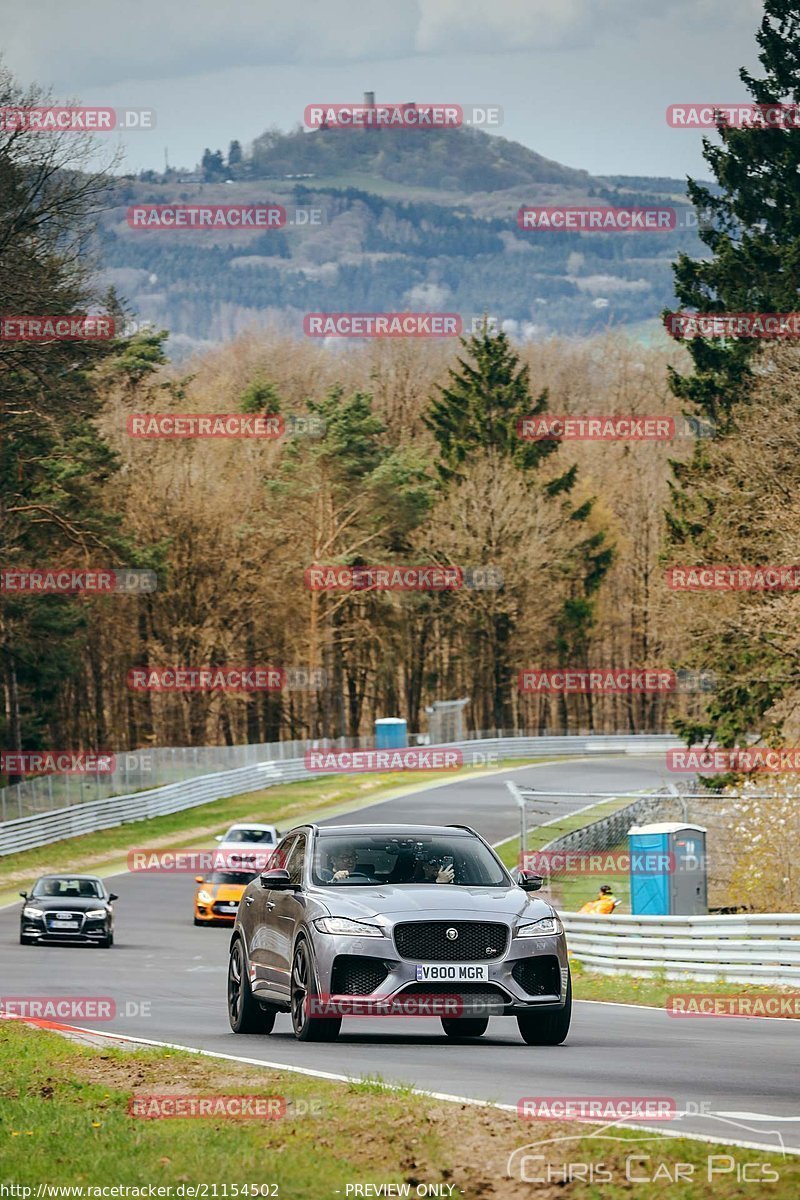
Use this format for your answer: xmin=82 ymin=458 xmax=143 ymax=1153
xmin=330 ymin=847 xmax=359 ymax=881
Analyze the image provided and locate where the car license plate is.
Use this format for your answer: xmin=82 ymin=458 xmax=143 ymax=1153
xmin=219 ymin=904 xmax=237 ymax=913
xmin=414 ymin=964 xmax=489 ymax=982
xmin=53 ymin=920 xmax=79 ymax=929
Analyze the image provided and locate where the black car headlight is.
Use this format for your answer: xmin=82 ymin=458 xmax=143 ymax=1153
xmin=84 ymin=908 xmax=108 ymax=920
xmin=22 ymin=906 xmax=45 ymax=919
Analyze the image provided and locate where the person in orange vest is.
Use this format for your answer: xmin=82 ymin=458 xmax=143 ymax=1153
xmin=579 ymin=884 xmax=619 ymax=914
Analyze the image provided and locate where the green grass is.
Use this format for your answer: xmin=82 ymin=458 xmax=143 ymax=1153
xmin=0 ymin=758 xmax=548 ymax=902
xmin=1 ymin=1020 xmax=796 ymax=1197
xmin=571 ymin=961 xmax=800 ymax=1012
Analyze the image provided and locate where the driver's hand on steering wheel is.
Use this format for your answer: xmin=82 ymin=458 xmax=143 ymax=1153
xmin=332 ymin=869 xmax=350 ymax=880
xmin=436 ymin=864 xmax=455 ymax=884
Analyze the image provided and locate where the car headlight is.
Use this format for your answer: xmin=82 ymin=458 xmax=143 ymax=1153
xmin=22 ymin=906 xmax=44 ymax=919
xmin=314 ymin=917 xmax=384 ymax=937
xmin=85 ymin=908 xmax=108 ymax=920
xmin=197 ymin=891 xmax=214 ymax=905
xmin=516 ymin=916 xmax=563 ymax=938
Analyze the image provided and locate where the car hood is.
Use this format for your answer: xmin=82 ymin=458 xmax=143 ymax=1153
xmin=203 ymin=884 xmax=245 ymax=902
xmin=25 ymin=897 xmax=107 ymax=912
xmin=313 ymin=884 xmax=554 ymax=923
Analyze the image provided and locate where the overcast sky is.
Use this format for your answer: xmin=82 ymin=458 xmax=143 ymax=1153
xmin=1 ymin=0 xmax=766 ymax=179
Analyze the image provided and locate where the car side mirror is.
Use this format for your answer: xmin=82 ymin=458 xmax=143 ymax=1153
xmin=518 ymin=871 xmax=544 ymax=892
xmin=259 ymin=868 xmax=295 ymax=890
xmin=19 ymin=891 xmax=27 ymax=899
xmin=195 ymin=875 xmax=204 ymax=884
xmin=109 ymin=893 xmax=119 ymax=901
xmin=215 ymin=835 xmax=223 ymax=842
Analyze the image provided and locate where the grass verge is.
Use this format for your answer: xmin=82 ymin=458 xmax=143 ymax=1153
xmin=571 ymin=961 xmax=800 ymax=1013
xmin=1 ymin=1020 xmax=796 ymax=1198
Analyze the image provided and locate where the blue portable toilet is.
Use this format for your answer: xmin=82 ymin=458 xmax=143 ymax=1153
xmin=627 ymin=822 xmax=708 ymax=916
xmin=375 ymin=717 xmax=408 ymax=749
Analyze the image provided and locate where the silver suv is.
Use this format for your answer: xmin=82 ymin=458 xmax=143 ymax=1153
xmin=227 ymin=823 xmax=571 ymax=1044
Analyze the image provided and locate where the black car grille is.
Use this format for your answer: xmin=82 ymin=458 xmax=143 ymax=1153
xmin=512 ymin=956 xmax=562 ymax=996
xmin=394 ymin=921 xmax=508 ymax=962
xmin=212 ymin=901 xmax=238 ymax=915
xmin=331 ymin=955 xmax=390 ymax=996
xmin=45 ymin=912 xmax=84 ymax=932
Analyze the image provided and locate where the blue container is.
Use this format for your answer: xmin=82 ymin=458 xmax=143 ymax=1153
xmin=628 ymin=823 xmax=707 ymax=916
xmin=374 ymin=718 xmax=408 ymax=749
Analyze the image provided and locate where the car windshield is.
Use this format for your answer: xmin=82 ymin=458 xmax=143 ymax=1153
xmin=224 ymin=829 xmax=274 ymax=843
xmin=32 ymin=877 xmax=104 ymax=898
xmin=311 ymin=834 xmax=509 ymax=887
xmin=203 ymin=871 xmax=258 ymax=886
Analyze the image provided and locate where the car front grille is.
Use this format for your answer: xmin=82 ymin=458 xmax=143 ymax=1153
xmin=212 ymin=901 xmax=238 ymax=915
xmin=394 ymin=921 xmax=509 ymax=962
xmin=512 ymin=956 xmax=562 ymax=996
xmin=45 ymin=912 xmax=85 ymax=932
xmin=331 ymin=955 xmax=390 ymax=996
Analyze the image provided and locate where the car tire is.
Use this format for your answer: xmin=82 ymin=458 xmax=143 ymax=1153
xmin=290 ymin=940 xmax=341 ymax=1042
xmin=100 ymin=932 xmax=114 ymax=948
xmin=516 ymin=974 xmax=572 ymax=1045
xmin=19 ymin=934 xmax=36 ymax=946
xmin=193 ymin=917 xmax=203 ymax=926
xmin=227 ymin=938 xmax=275 ymax=1034
xmin=441 ymin=1017 xmax=489 ymax=1039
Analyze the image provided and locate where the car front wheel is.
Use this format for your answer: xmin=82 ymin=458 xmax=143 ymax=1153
xmin=290 ymin=940 xmax=340 ymax=1042
xmin=227 ymin=939 xmax=276 ymax=1034
xmin=516 ymin=974 xmax=572 ymax=1045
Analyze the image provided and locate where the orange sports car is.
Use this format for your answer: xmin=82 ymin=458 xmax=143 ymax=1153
xmin=193 ymin=866 xmax=260 ymax=925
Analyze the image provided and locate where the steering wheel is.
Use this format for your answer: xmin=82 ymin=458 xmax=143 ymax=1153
xmin=331 ymin=871 xmax=372 ymax=883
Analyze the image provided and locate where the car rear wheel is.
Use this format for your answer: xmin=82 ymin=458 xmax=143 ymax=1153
xmin=290 ymin=940 xmax=341 ymax=1042
xmin=228 ymin=938 xmax=276 ymax=1034
xmin=441 ymin=1017 xmax=489 ymax=1039
xmin=516 ymin=974 xmax=572 ymax=1045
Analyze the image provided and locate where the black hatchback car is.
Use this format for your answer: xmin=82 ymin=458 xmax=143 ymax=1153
xmin=19 ymin=875 xmax=117 ymax=947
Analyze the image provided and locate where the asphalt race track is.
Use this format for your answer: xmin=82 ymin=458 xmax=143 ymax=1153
xmin=2 ymin=755 xmax=798 ymax=1155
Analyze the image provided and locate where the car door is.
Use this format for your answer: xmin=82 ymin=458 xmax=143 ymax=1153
xmin=267 ymin=832 xmax=308 ymax=997
xmin=245 ymin=834 xmax=296 ymax=986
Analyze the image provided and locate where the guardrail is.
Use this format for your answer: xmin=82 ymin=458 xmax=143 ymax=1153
xmin=561 ymin=911 xmax=800 ymax=985
xmin=0 ymin=733 xmax=685 ymax=857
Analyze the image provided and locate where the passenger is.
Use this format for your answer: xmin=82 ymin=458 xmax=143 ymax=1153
xmin=414 ymin=852 xmax=455 ymax=884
